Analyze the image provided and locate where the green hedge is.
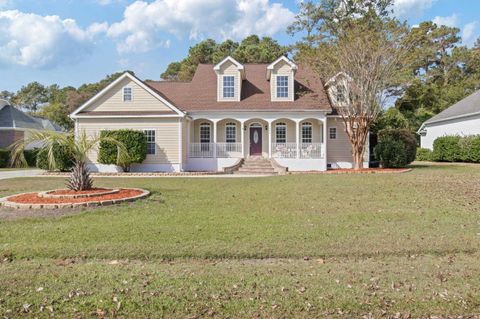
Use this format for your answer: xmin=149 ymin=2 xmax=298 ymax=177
xmin=431 ymin=135 xmax=480 ymax=163
xmin=432 ymin=136 xmax=462 ymax=162
xmin=374 ymin=138 xmax=408 ymax=168
xmin=415 ymin=147 xmax=433 ymax=161
xmin=36 ymin=143 xmax=74 ymax=171
xmin=378 ymin=128 xmax=417 ymax=164
xmin=24 ymin=149 xmax=38 ymax=167
xmin=98 ymin=130 xmax=147 ymax=171
xmin=0 ymin=149 xmax=9 ymax=168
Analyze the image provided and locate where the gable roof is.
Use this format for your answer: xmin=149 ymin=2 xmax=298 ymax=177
xmin=70 ymin=72 xmax=185 ymax=118
xmin=0 ymin=103 xmax=63 ymax=131
xmin=422 ymin=90 xmax=480 ymax=127
xmin=146 ymin=63 xmax=331 ymax=112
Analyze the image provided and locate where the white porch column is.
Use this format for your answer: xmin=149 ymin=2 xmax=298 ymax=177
xmin=240 ymin=120 xmax=245 ymax=158
xmin=322 ymin=118 xmax=328 ymax=165
xmin=213 ymin=120 xmax=217 ymax=159
xmin=268 ymin=120 xmax=272 ymax=158
xmin=296 ymin=120 xmax=300 ymax=159
xmin=186 ymin=119 xmax=191 ymax=159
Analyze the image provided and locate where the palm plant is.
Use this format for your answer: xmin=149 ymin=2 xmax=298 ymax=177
xmin=10 ymin=130 xmax=128 ymax=191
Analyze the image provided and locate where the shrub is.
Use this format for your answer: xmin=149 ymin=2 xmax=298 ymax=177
xmin=36 ymin=143 xmax=74 ymax=171
xmin=98 ymin=130 xmax=147 ymax=171
xmin=378 ymin=128 xmax=417 ymax=164
xmin=415 ymin=148 xmax=433 ymax=161
xmin=374 ymin=138 xmax=408 ymax=168
xmin=458 ymin=135 xmax=480 ymax=163
xmin=24 ymin=149 xmax=39 ymax=167
xmin=0 ymin=149 xmax=9 ymax=168
xmin=432 ymin=136 xmax=462 ymax=162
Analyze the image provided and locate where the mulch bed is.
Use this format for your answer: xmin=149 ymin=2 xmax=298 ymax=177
xmin=7 ymin=189 xmax=143 ymax=204
xmin=49 ymin=188 xmax=111 ymax=195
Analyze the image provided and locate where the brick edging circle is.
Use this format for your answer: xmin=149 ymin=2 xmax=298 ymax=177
xmin=0 ymin=188 xmax=150 ymax=210
xmin=38 ymin=188 xmax=120 ymax=199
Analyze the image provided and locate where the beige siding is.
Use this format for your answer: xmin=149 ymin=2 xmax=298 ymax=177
xmin=216 ymin=61 xmax=241 ymax=102
xmin=77 ymin=118 xmax=180 ymax=164
xmin=270 ymin=60 xmax=295 ymax=102
xmin=327 ymin=118 xmax=368 ymax=163
xmin=84 ymin=77 xmax=173 ymax=113
xmin=181 ymin=119 xmax=187 ymax=164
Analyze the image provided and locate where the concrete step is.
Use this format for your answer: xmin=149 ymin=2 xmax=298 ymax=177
xmin=238 ymin=167 xmax=275 ymax=173
xmin=242 ymin=163 xmax=273 ymax=168
xmin=233 ymin=171 xmax=277 ymax=175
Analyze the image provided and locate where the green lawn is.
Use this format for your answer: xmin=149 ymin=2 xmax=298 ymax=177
xmin=1 ymin=164 xmax=480 ymax=318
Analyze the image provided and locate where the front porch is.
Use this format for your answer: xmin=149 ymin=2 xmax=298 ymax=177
xmin=185 ymin=115 xmax=328 ymax=172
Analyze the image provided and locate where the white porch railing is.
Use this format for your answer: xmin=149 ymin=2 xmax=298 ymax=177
xmin=300 ymin=143 xmax=323 ymax=159
xmin=216 ymin=143 xmax=242 ymax=158
xmin=271 ymin=143 xmax=297 ymax=159
xmin=189 ymin=143 xmax=214 ymax=158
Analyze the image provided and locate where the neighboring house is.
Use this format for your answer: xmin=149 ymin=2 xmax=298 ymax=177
xmin=418 ymin=90 xmax=480 ymax=150
xmin=71 ymin=56 xmax=368 ymax=172
xmin=0 ymin=100 xmax=64 ymax=149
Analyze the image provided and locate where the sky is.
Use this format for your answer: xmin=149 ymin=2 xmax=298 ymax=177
xmin=0 ymin=0 xmax=479 ymax=92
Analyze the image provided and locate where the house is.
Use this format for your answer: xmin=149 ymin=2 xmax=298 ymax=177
xmin=0 ymin=100 xmax=64 ymax=149
xmin=418 ymin=90 xmax=480 ymax=149
xmin=70 ymin=56 xmax=368 ymax=173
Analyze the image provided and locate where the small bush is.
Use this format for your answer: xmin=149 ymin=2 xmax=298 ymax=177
xmin=0 ymin=149 xmax=9 ymax=168
xmin=24 ymin=149 xmax=39 ymax=167
xmin=415 ymin=148 xmax=433 ymax=161
xmin=432 ymin=136 xmax=462 ymax=162
xmin=98 ymin=130 xmax=147 ymax=171
xmin=458 ymin=135 xmax=480 ymax=163
xmin=374 ymin=138 xmax=408 ymax=168
xmin=378 ymin=129 xmax=417 ymax=164
xmin=36 ymin=143 xmax=74 ymax=171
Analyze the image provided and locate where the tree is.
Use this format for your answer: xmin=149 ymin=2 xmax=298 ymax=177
xmin=10 ymin=131 xmax=127 ymax=191
xmin=373 ymin=107 xmax=409 ymax=133
xmin=38 ymin=102 xmax=73 ymax=130
xmin=0 ymin=90 xmax=14 ymax=102
xmin=161 ymin=36 xmax=287 ymax=81
xmin=12 ymin=82 xmax=48 ymax=111
xmin=290 ymin=0 xmax=410 ymax=169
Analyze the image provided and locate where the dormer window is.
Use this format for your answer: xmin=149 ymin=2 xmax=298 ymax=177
xmin=223 ymin=76 xmax=235 ymax=98
xmin=123 ymin=87 xmax=132 ymax=102
xmin=276 ymin=76 xmax=289 ymax=98
xmin=336 ymin=85 xmax=346 ymax=103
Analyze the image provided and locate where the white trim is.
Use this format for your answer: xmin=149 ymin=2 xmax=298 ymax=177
xmin=178 ymin=118 xmax=183 ymax=171
xmin=213 ymin=56 xmax=244 ymax=71
xmin=267 ymin=56 xmax=298 ymax=71
xmin=73 ymin=114 xmax=182 ymax=119
xmin=70 ymin=72 xmax=185 ymax=118
xmin=419 ymin=110 xmax=480 ymax=132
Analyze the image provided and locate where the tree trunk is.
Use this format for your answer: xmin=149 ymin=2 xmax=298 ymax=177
xmin=352 ymin=146 xmax=364 ymax=170
xmin=66 ymin=161 xmax=93 ymax=191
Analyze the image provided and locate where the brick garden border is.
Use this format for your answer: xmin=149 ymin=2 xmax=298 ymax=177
xmin=38 ymin=188 xmax=120 ymax=199
xmin=0 ymin=188 xmax=150 ymax=210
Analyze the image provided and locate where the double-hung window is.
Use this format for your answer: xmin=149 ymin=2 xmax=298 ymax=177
xmin=302 ymin=122 xmax=312 ymax=144
xmin=276 ymin=76 xmax=289 ymax=98
xmin=329 ymin=127 xmax=337 ymax=140
xmin=200 ymin=123 xmax=211 ymax=144
xmin=336 ymin=85 xmax=346 ymax=103
xmin=225 ymin=122 xmax=236 ymax=143
xmin=123 ymin=87 xmax=132 ymax=102
xmin=223 ymin=76 xmax=235 ymax=98
xmin=144 ymin=130 xmax=156 ymax=155
xmin=276 ymin=122 xmax=286 ymax=143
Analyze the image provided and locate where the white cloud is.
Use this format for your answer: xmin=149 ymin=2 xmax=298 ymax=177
xmin=0 ymin=0 xmax=10 ymax=8
xmin=94 ymin=0 xmax=125 ymax=5
xmin=0 ymin=10 xmax=106 ymax=68
xmin=393 ymin=0 xmax=435 ymax=18
xmin=432 ymin=14 xmax=459 ymax=27
xmin=107 ymin=0 xmax=295 ymax=53
xmin=462 ymin=21 xmax=479 ymax=47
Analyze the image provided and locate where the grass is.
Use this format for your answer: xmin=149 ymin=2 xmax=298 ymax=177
xmin=0 ymin=163 xmax=480 ymax=317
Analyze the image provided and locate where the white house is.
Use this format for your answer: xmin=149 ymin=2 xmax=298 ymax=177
xmin=418 ymin=90 xmax=480 ymax=149
xmin=70 ymin=56 xmax=368 ymax=173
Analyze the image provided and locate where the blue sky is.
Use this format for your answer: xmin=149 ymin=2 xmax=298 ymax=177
xmin=1 ymin=0 xmax=479 ymax=92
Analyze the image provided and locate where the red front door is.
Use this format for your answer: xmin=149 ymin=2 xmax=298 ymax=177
xmin=250 ymin=127 xmax=262 ymax=156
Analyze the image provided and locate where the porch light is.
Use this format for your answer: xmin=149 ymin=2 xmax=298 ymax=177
xmin=265 ymin=125 xmax=268 ymax=131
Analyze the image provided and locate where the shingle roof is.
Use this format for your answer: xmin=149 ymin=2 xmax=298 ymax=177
xmin=0 ymin=103 xmax=64 ymax=131
xmin=146 ymin=63 xmax=332 ymax=112
xmin=424 ymin=90 xmax=480 ymax=125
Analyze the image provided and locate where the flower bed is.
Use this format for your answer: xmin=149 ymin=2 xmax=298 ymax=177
xmin=291 ymin=168 xmax=412 ymax=174
xmin=0 ymin=188 xmax=149 ymax=209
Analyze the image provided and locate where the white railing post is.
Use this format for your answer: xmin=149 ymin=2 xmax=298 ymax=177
xmin=268 ymin=121 xmax=272 ymax=158
xmin=322 ymin=119 xmax=327 ymax=164
xmin=296 ymin=120 xmax=300 ymax=159
xmin=240 ymin=121 xmax=245 ymax=158
xmin=213 ymin=120 xmax=217 ymax=159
